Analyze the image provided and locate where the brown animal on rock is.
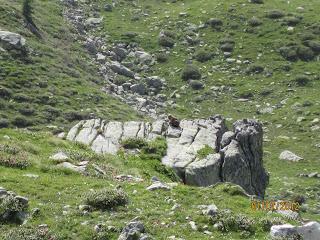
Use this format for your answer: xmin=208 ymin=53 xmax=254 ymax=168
xmin=168 ymin=115 xmax=180 ymax=128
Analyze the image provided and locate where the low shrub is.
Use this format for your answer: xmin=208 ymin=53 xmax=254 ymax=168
xmin=83 ymin=188 xmax=128 ymax=210
xmin=159 ymin=35 xmax=175 ymax=48
xmin=4 ymin=226 xmax=58 ymax=240
xmin=210 ymin=209 xmax=255 ymax=234
xmin=248 ymin=17 xmax=263 ymax=27
xmin=279 ymin=45 xmax=298 ymax=61
xmin=207 ymin=18 xmax=223 ymax=30
xmin=283 ymin=16 xmax=302 ymax=26
xmin=64 ymin=111 xmax=87 ymax=122
xmin=266 ymin=10 xmax=285 ymax=19
xmin=12 ymin=116 xmax=32 ymax=128
xmin=141 ymin=137 xmax=167 ymax=160
xmin=0 ymin=87 xmax=12 ymax=99
xmin=0 ymin=195 xmax=27 ymax=223
xmin=250 ymin=0 xmax=264 ymax=3
xmin=13 ymin=93 xmax=32 ymax=103
xmin=197 ymin=145 xmax=215 ymax=159
xmin=297 ymin=46 xmax=314 ymax=61
xmin=194 ymin=50 xmax=213 ymax=62
xmin=305 ymin=40 xmax=320 ymax=53
xmin=156 ymin=53 xmax=169 ymax=63
xmin=0 ymin=118 xmax=9 ymax=128
xmin=292 ymin=74 xmax=311 ymax=86
xmin=181 ymin=65 xmax=201 ymax=81
xmin=121 ymin=138 xmax=148 ymax=149
xmin=189 ymin=80 xmax=204 ymax=90
xmin=245 ymin=64 xmax=264 ymax=74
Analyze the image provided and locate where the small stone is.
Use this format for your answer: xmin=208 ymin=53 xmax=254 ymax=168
xmin=146 ymin=182 xmax=171 ymax=191
xmin=50 ymin=151 xmax=69 ymax=162
xmin=189 ymin=221 xmax=198 ymax=231
xmin=279 ymin=150 xmax=303 ymax=162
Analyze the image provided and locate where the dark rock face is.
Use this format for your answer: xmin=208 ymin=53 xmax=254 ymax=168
xmin=221 ymin=119 xmax=269 ymax=198
xmin=67 ymin=117 xmax=269 ymax=198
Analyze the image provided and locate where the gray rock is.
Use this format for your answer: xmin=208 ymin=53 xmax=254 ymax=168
xmin=146 ymin=182 xmax=171 ymax=191
xmin=135 ymin=51 xmax=153 ymax=64
xmin=0 ymin=31 xmax=26 ymax=51
xmin=50 ymin=151 xmax=69 ymax=162
xmin=110 ymin=61 xmax=135 ymax=78
xmin=297 ymin=221 xmax=320 ymax=240
xmin=85 ymin=17 xmax=103 ymax=27
xmin=113 ymin=47 xmax=128 ymax=61
xmin=270 ymin=224 xmax=298 ymax=239
xmin=201 ymin=204 xmax=219 ymax=217
xmin=118 ymin=220 xmax=146 ymax=240
xmin=131 ymin=83 xmax=147 ymax=95
xmin=279 ymin=150 xmax=303 ymax=162
xmin=57 ymin=162 xmax=86 ymax=173
xmin=185 ymin=154 xmax=221 ymax=186
xmin=220 ymin=131 xmax=235 ymax=149
xmin=221 ymin=119 xmax=269 ymax=197
xmin=145 ymin=76 xmax=165 ymax=89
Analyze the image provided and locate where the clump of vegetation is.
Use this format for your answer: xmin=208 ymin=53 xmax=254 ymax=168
xmin=297 ymin=46 xmax=315 ymax=61
xmin=4 ymin=226 xmax=58 ymax=240
xmin=159 ymin=31 xmax=176 ymax=48
xmin=12 ymin=116 xmax=32 ymax=128
xmin=156 ymin=52 xmax=169 ymax=63
xmin=181 ymin=65 xmax=201 ymax=81
xmin=282 ymin=16 xmax=302 ymax=26
xmin=0 ymin=195 xmax=27 ymax=223
xmin=83 ymin=188 xmax=128 ymax=210
xmin=113 ymin=75 xmax=130 ymax=86
xmin=196 ymin=145 xmax=215 ymax=159
xmin=245 ymin=64 xmax=264 ymax=74
xmin=250 ymin=0 xmax=264 ymax=4
xmin=292 ymin=74 xmax=311 ymax=86
xmin=279 ymin=45 xmax=298 ymax=61
xmin=305 ymin=40 xmax=320 ymax=53
xmin=210 ymin=209 xmax=255 ymax=235
xmin=0 ymin=144 xmax=30 ymax=169
xmin=266 ymin=10 xmax=285 ymax=19
xmin=189 ymin=80 xmax=204 ymax=90
xmin=121 ymin=137 xmax=167 ymax=161
xmin=248 ymin=17 xmax=263 ymax=27
xmin=207 ymin=18 xmax=223 ymax=30
xmin=219 ymin=38 xmax=235 ymax=52
xmin=194 ymin=50 xmax=214 ymax=62
xmin=0 ymin=119 xmax=9 ymax=128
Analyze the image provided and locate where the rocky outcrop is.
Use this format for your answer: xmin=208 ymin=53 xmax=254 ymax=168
xmin=0 ymin=31 xmax=26 ymax=52
xmin=67 ymin=116 xmax=269 ymax=197
xmin=270 ymin=222 xmax=320 ymax=240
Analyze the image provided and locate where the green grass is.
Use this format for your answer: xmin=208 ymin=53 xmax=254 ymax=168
xmin=1 ymin=0 xmax=320 ymax=239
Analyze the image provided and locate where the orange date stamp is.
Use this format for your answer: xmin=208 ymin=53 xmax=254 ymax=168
xmin=251 ymin=200 xmax=300 ymax=212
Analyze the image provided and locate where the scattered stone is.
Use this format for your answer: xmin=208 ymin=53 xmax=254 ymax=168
xmin=146 ymin=181 xmax=171 ymax=191
xmin=279 ymin=151 xmax=303 ymax=162
xmin=118 ymin=220 xmax=147 ymax=240
xmin=85 ymin=17 xmax=103 ymax=27
xmin=50 ymin=151 xmax=69 ymax=162
xmin=110 ymin=61 xmax=135 ymax=78
xmin=130 ymin=83 xmax=147 ymax=95
xmin=270 ymin=224 xmax=298 ymax=239
xmin=57 ymin=162 xmax=86 ymax=173
xmin=23 ymin=174 xmax=39 ymax=179
xmin=189 ymin=221 xmax=198 ymax=231
xmin=115 ymin=175 xmax=144 ymax=182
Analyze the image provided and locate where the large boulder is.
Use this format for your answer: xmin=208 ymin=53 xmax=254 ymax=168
xmin=67 ymin=117 xmax=269 ymax=197
xmin=221 ymin=119 xmax=269 ymax=197
xmin=185 ymin=154 xmax=222 ymax=186
xmin=109 ymin=61 xmax=135 ymax=78
xmin=0 ymin=31 xmax=26 ymax=51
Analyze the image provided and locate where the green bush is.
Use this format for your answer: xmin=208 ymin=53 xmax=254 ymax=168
xmin=0 ymin=87 xmax=12 ymax=99
xmin=248 ymin=17 xmax=263 ymax=27
xmin=159 ymin=35 xmax=175 ymax=48
xmin=194 ymin=50 xmax=213 ymax=62
xmin=189 ymin=80 xmax=204 ymax=90
xmin=64 ymin=111 xmax=87 ymax=121
xmin=13 ymin=93 xmax=33 ymax=103
xmin=181 ymin=65 xmax=201 ymax=81
xmin=18 ymin=105 xmax=35 ymax=116
xmin=197 ymin=145 xmax=215 ymax=159
xmin=266 ymin=10 xmax=285 ymax=19
xmin=279 ymin=45 xmax=298 ymax=61
xmin=156 ymin=53 xmax=169 ymax=63
xmin=250 ymin=0 xmax=263 ymax=3
xmin=121 ymin=138 xmax=148 ymax=149
xmin=297 ymin=46 xmax=314 ymax=61
xmin=4 ymin=226 xmax=58 ymax=240
xmin=0 ymin=118 xmax=9 ymax=128
xmin=245 ymin=64 xmax=264 ymax=74
xmin=12 ymin=116 xmax=32 ymax=128
xmin=292 ymin=74 xmax=311 ymax=86
xmin=113 ymin=75 xmax=130 ymax=86
xmin=83 ymin=188 xmax=128 ymax=210
xmin=0 ymin=195 xmax=27 ymax=223
xmin=210 ymin=209 xmax=255 ymax=234
xmin=207 ymin=18 xmax=223 ymax=30
xmin=141 ymin=137 xmax=167 ymax=160
xmin=283 ymin=16 xmax=302 ymax=26
xmin=305 ymin=40 xmax=320 ymax=53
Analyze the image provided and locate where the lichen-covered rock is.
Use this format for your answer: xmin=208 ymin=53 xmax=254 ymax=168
xmin=0 ymin=31 xmax=26 ymax=51
xmin=118 ymin=220 xmax=147 ymax=240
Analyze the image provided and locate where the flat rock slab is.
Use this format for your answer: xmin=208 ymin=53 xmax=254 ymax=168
xmin=67 ymin=116 xmax=269 ymax=197
xmin=279 ymin=150 xmax=303 ymax=162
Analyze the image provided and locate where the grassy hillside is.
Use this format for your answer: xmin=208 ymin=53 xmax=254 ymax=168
xmin=0 ymin=0 xmax=141 ymax=131
xmin=0 ymin=0 xmax=319 ymax=239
